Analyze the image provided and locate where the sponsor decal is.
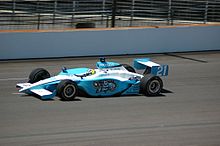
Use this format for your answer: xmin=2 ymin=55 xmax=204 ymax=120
xmin=93 ymin=80 xmax=117 ymax=93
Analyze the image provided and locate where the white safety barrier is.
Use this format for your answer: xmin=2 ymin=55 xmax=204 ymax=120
xmin=0 ymin=25 xmax=220 ymax=60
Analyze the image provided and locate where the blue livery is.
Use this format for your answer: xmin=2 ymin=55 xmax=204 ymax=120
xmin=16 ymin=58 xmax=169 ymax=101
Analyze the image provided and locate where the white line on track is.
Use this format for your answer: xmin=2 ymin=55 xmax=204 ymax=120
xmin=12 ymin=92 xmax=25 ymax=95
xmin=0 ymin=77 xmax=27 ymax=81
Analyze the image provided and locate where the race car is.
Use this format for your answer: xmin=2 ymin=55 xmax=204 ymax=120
xmin=16 ymin=57 xmax=169 ymax=101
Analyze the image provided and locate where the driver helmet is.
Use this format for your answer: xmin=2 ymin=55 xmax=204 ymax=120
xmin=88 ymin=69 xmax=96 ymax=75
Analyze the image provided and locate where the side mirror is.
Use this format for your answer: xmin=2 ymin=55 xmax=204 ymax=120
xmin=62 ymin=67 xmax=68 ymax=73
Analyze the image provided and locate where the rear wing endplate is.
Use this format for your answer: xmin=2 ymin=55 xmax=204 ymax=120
xmin=134 ymin=58 xmax=169 ymax=76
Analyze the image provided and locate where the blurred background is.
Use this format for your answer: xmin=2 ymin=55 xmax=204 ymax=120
xmin=0 ymin=0 xmax=220 ymax=30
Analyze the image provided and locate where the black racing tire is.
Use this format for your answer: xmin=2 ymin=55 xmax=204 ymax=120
xmin=57 ymin=80 xmax=78 ymax=101
xmin=140 ymin=76 xmax=163 ymax=96
xmin=121 ymin=64 xmax=136 ymax=73
xmin=28 ymin=68 xmax=50 ymax=83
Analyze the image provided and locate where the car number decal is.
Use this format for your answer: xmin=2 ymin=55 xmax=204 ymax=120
xmin=93 ymin=80 xmax=117 ymax=93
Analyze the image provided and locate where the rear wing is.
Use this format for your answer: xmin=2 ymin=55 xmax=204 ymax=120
xmin=134 ymin=58 xmax=168 ymax=76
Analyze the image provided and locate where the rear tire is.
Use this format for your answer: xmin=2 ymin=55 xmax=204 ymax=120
xmin=28 ymin=68 xmax=50 ymax=83
xmin=57 ymin=80 xmax=78 ymax=101
xmin=140 ymin=76 xmax=163 ymax=96
xmin=122 ymin=64 xmax=136 ymax=73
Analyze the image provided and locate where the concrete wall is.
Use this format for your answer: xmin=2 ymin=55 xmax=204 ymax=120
xmin=0 ymin=25 xmax=220 ymax=60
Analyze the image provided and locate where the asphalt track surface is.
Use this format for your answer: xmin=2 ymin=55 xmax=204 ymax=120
xmin=0 ymin=52 xmax=220 ymax=146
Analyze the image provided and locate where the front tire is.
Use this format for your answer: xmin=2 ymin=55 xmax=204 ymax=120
xmin=140 ymin=76 xmax=163 ymax=96
xmin=28 ymin=68 xmax=50 ymax=83
xmin=57 ymin=80 xmax=78 ymax=101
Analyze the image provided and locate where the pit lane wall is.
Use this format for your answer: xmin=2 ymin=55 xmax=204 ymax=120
xmin=0 ymin=25 xmax=220 ymax=60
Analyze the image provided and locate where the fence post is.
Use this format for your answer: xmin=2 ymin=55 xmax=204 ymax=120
xmin=72 ymin=1 xmax=75 ymax=27
xmin=130 ymin=0 xmax=135 ymax=27
xmin=12 ymin=0 xmax=16 ymax=14
xmin=53 ymin=0 xmax=57 ymax=25
xmin=111 ymin=0 xmax=117 ymax=27
xmin=37 ymin=0 xmax=40 ymax=30
xmin=204 ymin=0 xmax=209 ymax=24
xmin=106 ymin=15 xmax=109 ymax=27
xmin=101 ymin=0 xmax=106 ymax=25
xmin=37 ymin=14 xmax=41 ymax=30
xmin=168 ymin=0 xmax=172 ymax=25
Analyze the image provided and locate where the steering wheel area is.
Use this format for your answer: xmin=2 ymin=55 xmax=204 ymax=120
xmin=74 ymin=69 xmax=96 ymax=79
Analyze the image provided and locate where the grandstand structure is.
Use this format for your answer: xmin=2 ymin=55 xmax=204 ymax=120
xmin=0 ymin=0 xmax=220 ymax=30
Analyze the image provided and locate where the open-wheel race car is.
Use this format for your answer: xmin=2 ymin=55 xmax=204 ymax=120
xmin=16 ymin=58 xmax=169 ymax=101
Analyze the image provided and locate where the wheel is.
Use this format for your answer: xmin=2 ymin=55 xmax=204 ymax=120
xmin=28 ymin=68 xmax=50 ymax=83
xmin=140 ymin=76 xmax=163 ymax=96
xmin=122 ymin=64 xmax=136 ymax=73
xmin=57 ymin=80 xmax=78 ymax=101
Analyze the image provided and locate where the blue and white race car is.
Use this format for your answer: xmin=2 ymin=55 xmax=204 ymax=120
xmin=16 ymin=58 xmax=169 ymax=101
